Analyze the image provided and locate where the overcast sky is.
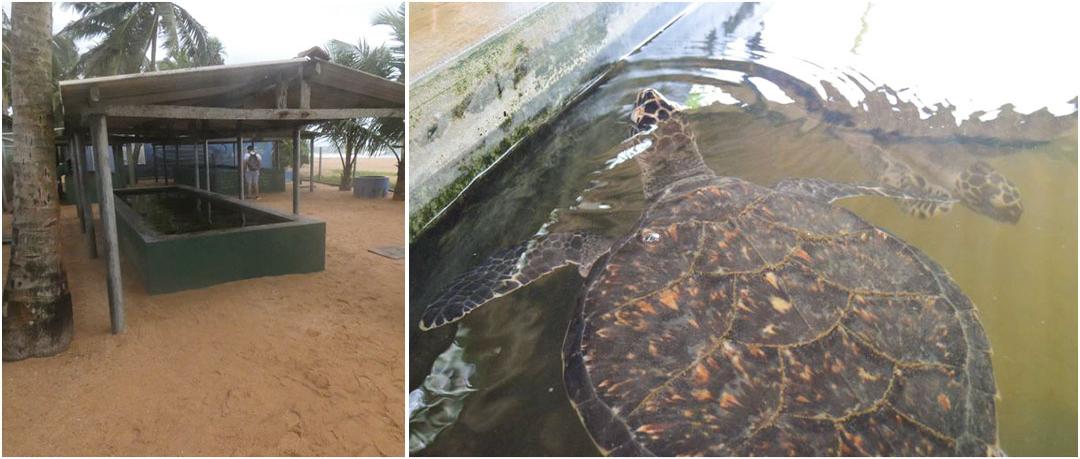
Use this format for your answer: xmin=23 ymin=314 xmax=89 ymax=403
xmin=2 ymin=0 xmax=401 ymax=65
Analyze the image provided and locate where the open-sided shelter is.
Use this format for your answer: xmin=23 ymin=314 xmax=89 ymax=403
xmin=56 ymin=55 xmax=405 ymax=333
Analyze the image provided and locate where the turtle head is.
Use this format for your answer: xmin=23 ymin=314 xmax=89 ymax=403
xmin=625 ymin=88 xmax=715 ymax=200
xmin=631 ymin=88 xmax=680 ymax=133
xmin=956 ymin=161 xmax=1023 ymax=223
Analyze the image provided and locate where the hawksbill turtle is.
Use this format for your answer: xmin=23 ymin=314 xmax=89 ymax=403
xmin=834 ymin=129 xmax=1023 ymax=223
xmin=682 ymin=63 xmax=1029 ymax=223
xmin=419 ymin=89 xmax=1000 ymax=456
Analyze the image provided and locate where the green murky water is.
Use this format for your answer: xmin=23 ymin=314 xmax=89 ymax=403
xmin=118 ymin=188 xmax=288 ymax=235
xmin=410 ymin=2 xmax=1077 ymax=456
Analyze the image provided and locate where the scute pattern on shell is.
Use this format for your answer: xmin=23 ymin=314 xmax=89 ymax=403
xmin=565 ymin=179 xmax=998 ymax=456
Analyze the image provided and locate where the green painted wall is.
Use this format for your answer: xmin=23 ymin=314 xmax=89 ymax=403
xmin=114 ymin=187 xmax=325 ymax=294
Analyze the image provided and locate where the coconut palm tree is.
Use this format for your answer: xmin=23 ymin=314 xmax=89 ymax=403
xmin=4 ymin=2 xmax=74 ymax=361
xmin=59 ymin=3 xmax=221 ymax=186
xmin=58 ymin=2 xmax=215 ymax=77
xmin=320 ymin=2 xmax=406 ymax=198
xmin=3 ymin=11 xmax=79 ymax=115
xmin=157 ymin=35 xmax=225 ymax=70
xmin=374 ymin=3 xmax=404 ymax=81
xmin=321 ymin=38 xmax=400 ymax=193
xmin=326 ymin=38 xmax=396 ymax=78
xmin=320 ymin=115 xmax=379 ymax=191
xmin=373 ymin=3 xmax=405 ymax=200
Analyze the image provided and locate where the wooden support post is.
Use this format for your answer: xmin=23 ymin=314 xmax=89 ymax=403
xmin=274 ymin=140 xmax=280 ymax=169
xmin=194 ymin=140 xmax=201 ymax=190
xmin=66 ymin=138 xmax=86 ymax=232
xmin=298 ymin=66 xmax=311 ymax=109
xmin=111 ymin=141 xmax=123 ymax=188
xmin=162 ymin=143 xmax=169 ymax=184
xmin=72 ymin=133 xmax=99 ymax=258
xmin=275 ymin=77 xmax=288 ymax=109
xmin=109 ymin=141 xmax=121 ymax=187
xmin=174 ymin=143 xmax=180 ymax=186
xmin=127 ymin=144 xmax=137 ymax=186
xmin=89 ymin=115 xmax=124 ymax=334
xmin=207 ymin=139 xmax=213 ymax=191
xmin=309 ymin=137 xmax=315 ymax=192
xmin=292 ymin=128 xmax=300 ymax=214
xmin=205 ymin=139 xmax=211 ymax=192
xmin=153 ymin=145 xmax=159 ymax=183
xmin=317 ymin=146 xmax=322 ymax=180
xmin=236 ymin=136 xmax=244 ymax=199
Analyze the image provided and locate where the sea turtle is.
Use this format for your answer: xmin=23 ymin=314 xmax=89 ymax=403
xmin=685 ymin=64 xmax=1027 ymax=223
xmin=419 ymin=89 xmax=999 ymax=456
xmin=834 ymin=129 xmax=1023 ymax=223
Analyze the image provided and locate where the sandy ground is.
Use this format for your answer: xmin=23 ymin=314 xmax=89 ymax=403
xmin=2 ymin=183 xmax=405 ymax=456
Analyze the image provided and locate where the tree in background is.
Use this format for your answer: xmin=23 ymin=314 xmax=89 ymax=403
xmin=58 ymin=2 xmax=222 ymax=184
xmin=321 ymin=38 xmax=395 ymax=192
xmin=3 ymin=10 xmax=79 ymax=115
xmin=276 ymin=137 xmax=311 ymax=170
xmin=320 ymin=116 xmax=380 ymax=191
xmin=157 ymin=35 xmax=225 ymax=70
xmin=373 ymin=3 xmax=405 ymax=201
xmin=3 ymin=10 xmax=78 ymax=212
xmin=319 ymin=2 xmax=405 ymax=198
xmin=374 ymin=3 xmax=404 ymax=80
xmin=4 ymin=2 xmax=74 ymax=360
xmin=58 ymin=2 xmax=217 ymax=77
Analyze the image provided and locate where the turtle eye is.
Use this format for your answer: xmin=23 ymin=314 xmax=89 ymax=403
xmin=641 ymin=229 xmax=662 ymax=244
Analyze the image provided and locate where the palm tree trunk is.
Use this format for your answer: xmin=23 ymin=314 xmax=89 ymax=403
xmin=149 ymin=16 xmax=158 ymax=71
xmin=393 ymin=151 xmax=404 ymax=201
xmin=338 ymin=136 xmax=354 ymax=191
xmin=4 ymin=2 xmax=73 ymax=361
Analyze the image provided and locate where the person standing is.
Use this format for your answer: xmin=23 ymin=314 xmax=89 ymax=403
xmin=244 ymin=145 xmax=261 ymax=199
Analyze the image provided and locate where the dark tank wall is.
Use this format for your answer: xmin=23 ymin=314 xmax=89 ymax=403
xmin=114 ymin=185 xmax=325 ymax=294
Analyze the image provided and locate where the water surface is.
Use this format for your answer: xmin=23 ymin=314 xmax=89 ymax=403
xmin=119 ymin=189 xmax=289 ymax=235
xmin=410 ymin=2 xmax=1078 ymax=456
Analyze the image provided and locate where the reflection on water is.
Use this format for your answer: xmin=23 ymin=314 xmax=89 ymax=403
xmin=410 ymin=2 xmax=1078 ymax=456
xmin=409 ymin=327 xmax=477 ymax=454
xmin=118 ymin=189 xmax=289 ymax=235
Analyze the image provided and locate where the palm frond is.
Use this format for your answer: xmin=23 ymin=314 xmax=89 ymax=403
xmin=372 ymin=3 xmax=404 ymax=82
xmin=155 ymin=2 xmax=180 ymax=54
xmin=373 ymin=3 xmax=404 ymax=44
xmin=61 ymin=2 xmax=214 ymax=77
xmin=58 ymin=2 xmax=138 ymax=41
xmin=52 ymin=34 xmax=79 ymax=80
xmin=317 ymin=3 xmax=405 ymax=187
xmin=169 ymin=4 xmax=210 ymax=63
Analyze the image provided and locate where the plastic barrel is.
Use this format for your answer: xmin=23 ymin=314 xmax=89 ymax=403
xmin=353 ymin=175 xmax=390 ymax=199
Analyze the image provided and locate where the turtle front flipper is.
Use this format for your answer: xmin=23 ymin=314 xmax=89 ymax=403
xmin=774 ymin=177 xmax=958 ymax=209
xmin=874 ymin=160 xmax=957 ymax=219
xmin=419 ymin=232 xmax=611 ymax=330
xmin=831 ymin=129 xmax=958 ymax=219
xmin=956 ymin=161 xmax=1023 ymax=223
